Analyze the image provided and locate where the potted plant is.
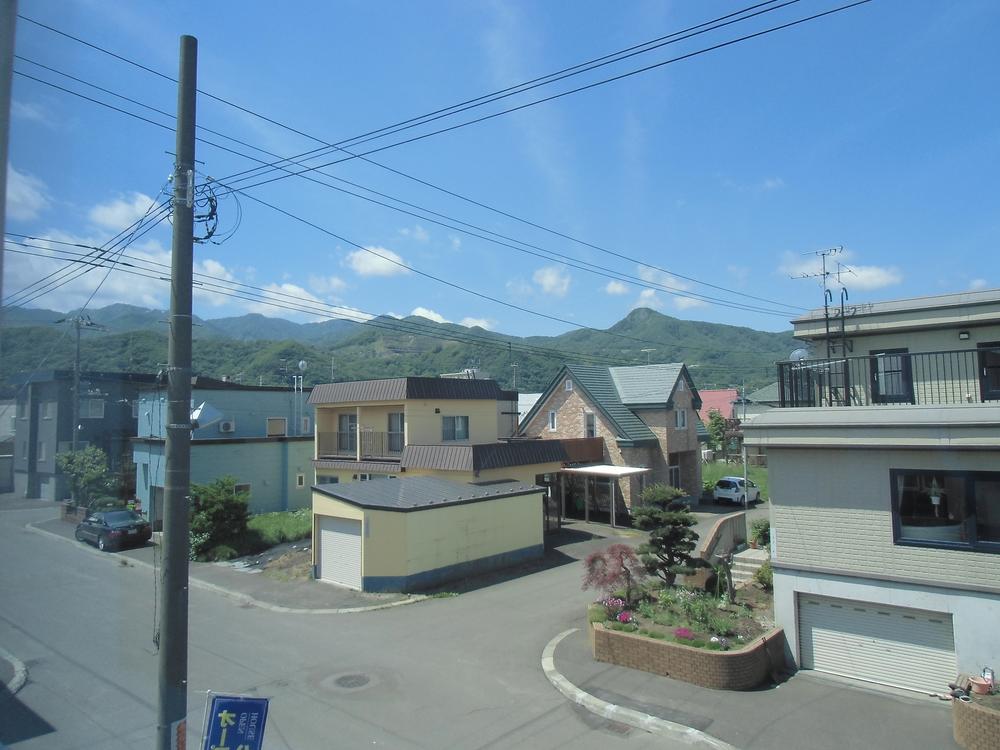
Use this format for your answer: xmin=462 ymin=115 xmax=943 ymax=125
xmin=749 ymin=518 xmax=770 ymax=549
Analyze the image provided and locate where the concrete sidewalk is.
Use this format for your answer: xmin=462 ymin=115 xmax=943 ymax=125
xmin=550 ymin=627 xmax=959 ymax=750
xmin=30 ymin=517 xmax=414 ymax=613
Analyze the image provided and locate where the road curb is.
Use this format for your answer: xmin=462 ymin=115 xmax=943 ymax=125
xmin=0 ymin=646 xmax=28 ymax=696
xmin=541 ymin=629 xmax=738 ymax=750
xmin=24 ymin=522 xmax=426 ymax=615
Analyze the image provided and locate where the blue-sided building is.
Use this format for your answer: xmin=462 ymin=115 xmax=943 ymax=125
xmin=132 ymin=377 xmax=314 ymax=528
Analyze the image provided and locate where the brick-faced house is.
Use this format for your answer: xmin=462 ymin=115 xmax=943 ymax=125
xmin=519 ymin=364 xmax=703 ymax=520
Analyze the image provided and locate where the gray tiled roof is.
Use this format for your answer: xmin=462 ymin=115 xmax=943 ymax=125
xmin=309 ymin=377 xmax=508 ymax=405
xmin=313 ymin=476 xmax=541 ymax=511
xmin=609 ymin=364 xmax=684 ymax=405
xmin=401 ymin=440 xmax=568 ymax=472
xmin=563 ymin=365 xmax=657 ymax=444
xmin=746 ymin=382 xmax=780 ymax=404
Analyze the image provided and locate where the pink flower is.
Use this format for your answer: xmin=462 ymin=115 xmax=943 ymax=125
xmin=617 ymin=611 xmax=633 ymax=623
xmin=674 ymin=627 xmax=695 ymax=640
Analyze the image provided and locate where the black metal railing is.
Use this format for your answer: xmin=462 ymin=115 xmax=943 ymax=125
xmin=317 ymin=429 xmax=404 ymax=459
xmin=777 ymin=346 xmax=1000 ymax=408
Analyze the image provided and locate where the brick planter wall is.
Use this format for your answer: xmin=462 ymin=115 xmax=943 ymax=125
xmin=591 ymin=621 xmax=787 ymax=690
xmin=953 ymin=696 xmax=1000 ymax=750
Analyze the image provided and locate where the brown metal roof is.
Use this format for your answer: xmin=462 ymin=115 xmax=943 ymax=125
xmin=309 ymin=377 xmax=507 ymax=405
xmin=313 ymin=459 xmax=402 ymax=474
xmin=400 ymin=440 xmax=568 ymax=472
xmin=313 ymin=476 xmax=541 ymax=511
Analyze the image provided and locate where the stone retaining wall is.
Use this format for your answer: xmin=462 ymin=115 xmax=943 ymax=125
xmin=953 ymin=695 xmax=1000 ymax=750
xmin=591 ymin=622 xmax=787 ymax=690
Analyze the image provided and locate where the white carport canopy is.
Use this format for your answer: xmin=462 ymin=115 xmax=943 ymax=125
xmin=561 ymin=465 xmax=650 ymax=527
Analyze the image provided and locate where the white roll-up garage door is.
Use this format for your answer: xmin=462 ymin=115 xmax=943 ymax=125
xmin=318 ymin=516 xmax=362 ymax=590
xmin=798 ymin=594 xmax=956 ymax=695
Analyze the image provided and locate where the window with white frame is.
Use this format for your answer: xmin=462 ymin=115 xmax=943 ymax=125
xmin=37 ymin=441 xmax=46 ymax=462
xmin=668 ymin=464 xmax=681 ymax=488
xmin=296 ymin=473 xmax=305 ymax=488
xmin=442 ymin=415 xmax=470 ymax=441
xmin=132 ymin=401 xmax=140 ymax=419
xmin=548 ymin=410 xmax=558 ymax=431
xmin=675 ymin=409 xmax=687 ymax=429
xmin=301 ymin=416 xmax=311 ymax=434
xmin=81 ymin=399 xmax=105 ymax=419
xmin=892 ymin=469 xmax=1000 ymax=551
xmin=565 ymin=379 xmax=573 ymax=392
xmin=584 ymin=412 xmax=596 ymax=438
xmin=41 ymin=401 xmax=54 ymax=419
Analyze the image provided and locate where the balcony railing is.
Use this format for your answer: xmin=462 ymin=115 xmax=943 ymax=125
xmin=317 ymin=429 xmax=404 ymax=460
xmin=777 ymin=346 xmax=1000 ymax=408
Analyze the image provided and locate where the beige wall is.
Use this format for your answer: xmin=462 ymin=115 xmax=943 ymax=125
xmin=315 ymin=469 xmax=399 ymax=484
xmin=794 ymin=299 xmax=1000 ymax=342
xmin=768 ymin=446 xmax=1000 ymax=590
xmin=311 ymin=489 xmax=543 ymax=579
xmin=406 ymin=398 xmax=503 ymax=444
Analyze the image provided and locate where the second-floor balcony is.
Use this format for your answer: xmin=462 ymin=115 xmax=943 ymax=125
xmin=317 ymin=429 xmax=404 ymax=460
xmin=777 ymin=346 xmax=1000 ymax=408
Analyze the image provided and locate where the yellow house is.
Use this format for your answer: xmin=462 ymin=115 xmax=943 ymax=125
xmin=312 ymin=476 xmax=544 ymax=592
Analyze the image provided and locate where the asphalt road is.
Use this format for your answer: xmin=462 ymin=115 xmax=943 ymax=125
xmin=0 ymin=503 xmax=673 ymax=749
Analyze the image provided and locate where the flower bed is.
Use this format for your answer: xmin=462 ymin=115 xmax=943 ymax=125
xmin=590 ymin=620 xmax=787 ymax=690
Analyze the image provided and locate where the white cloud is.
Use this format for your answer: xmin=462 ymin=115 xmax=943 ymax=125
xmin=344 ymin=246 xmax=409 ymax=277
xmin=637 ymin=266 xmax=707 ymax=309
xmin=760 ymin=177 xmax=785 ymax=191
xmin=605 ymin=280 xmax=629 ymax=295
xmin=399 ymin=225 xmax=430 ymax=243
xmin=533 ymin=266 xmax=571 ymax=297
xmin=506 ymin=278 xmax=534 ymax=298
xmin=89 ymin=192 xmax=158 ymax=231
xmin=410 ymin=306 xmax=448 ymax=323
xmin=461 ymin=317 xmax=494 ymax=330
xmin=309 ymin=274 xmax=347 ymax=295
xmin=450 ymin=235 xmax=462 ymax=251
xmin=632 ymin=289 xmax=663 ymax=311
xmin=12 ymin=100 xmax=52 ymax=126
xmin=241 ymin=282 xmax=325 ymax=316
xmin=777 ymin=250 xmax=901 ymax=291
xmin=6 ymin=166 xmax=50 ymax=221
xmin=970 ymin=278 xmax=989 ymax=291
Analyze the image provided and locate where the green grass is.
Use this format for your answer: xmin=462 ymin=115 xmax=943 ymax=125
xmin=702 ymin=462 xmax=769 ymax=501
xmin=247 ymin=508 xmax=311 ymax=546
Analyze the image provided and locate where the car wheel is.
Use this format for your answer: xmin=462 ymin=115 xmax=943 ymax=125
xmin=75 ymin=528 xmax=85 ymax=542
xmin=739 ymin=495 xmax=745 ymax=505
xmin=98 ymin=535 xmax=109 ymax=552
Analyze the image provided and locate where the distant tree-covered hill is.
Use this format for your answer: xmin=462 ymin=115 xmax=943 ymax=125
xmin=1 ymin=304 xmax=796 ymax=396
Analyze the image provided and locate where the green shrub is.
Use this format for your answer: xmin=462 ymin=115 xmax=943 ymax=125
xmin=189 ymin=476 xmax=251 ymax=560
xmin=652 ymin=612 xmax=675 ymax=627
xmin=750 ymin=518 xmax=771 ymax=547
xmin=688 ymin=639 xmax=707 ymax=648
xmin=639 ymin=629 xmax=666 ymax=640
xmin=588 ymin=605 xmax=608 ymax=624
xmin=637 ymin=601 xmax=656 ymax=620
xmin=754 ymin=560 xmax=773 ymax=590
xmin=705 ymin=641 xmax=724 ymax=651
xmin=609 ymin=622 xmax=639 ymax=633
xmin=248 ymin=508 xmax=312 ymax=546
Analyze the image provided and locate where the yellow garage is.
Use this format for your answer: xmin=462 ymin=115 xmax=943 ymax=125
xmin=312 ymin=476 xmax=545 ymax=592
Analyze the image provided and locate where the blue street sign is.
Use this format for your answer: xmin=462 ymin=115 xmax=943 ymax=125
xmin=201 ymin=695 xmax=269 ymax=750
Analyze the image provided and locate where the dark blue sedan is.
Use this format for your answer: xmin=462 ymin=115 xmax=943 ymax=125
xmin=75 ymin=510 xmax=152 ymax=551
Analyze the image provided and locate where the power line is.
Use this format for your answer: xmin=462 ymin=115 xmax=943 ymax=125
xmin=14 ymin=4 xmax=871 ymax=312
xmin=7 ymin=232 xmax=793 ymax=361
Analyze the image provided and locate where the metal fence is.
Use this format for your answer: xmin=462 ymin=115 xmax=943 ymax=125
xmin=777 ymin=346 xmax=1000 ymax=408
xmin=316 ymin=430 xmax=404 ymax=459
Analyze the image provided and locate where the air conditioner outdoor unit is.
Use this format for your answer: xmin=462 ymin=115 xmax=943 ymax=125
xmin=219 ymin=419 xmax=236 ymax=433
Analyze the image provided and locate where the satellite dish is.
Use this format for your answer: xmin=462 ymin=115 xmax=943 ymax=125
xmin=298 ymin=360 xmax=307 ymax=372
xmin=789 ymin=348 xmax=810 ymax=362
xmin=190 ymin=401 xmax=224 ymax=430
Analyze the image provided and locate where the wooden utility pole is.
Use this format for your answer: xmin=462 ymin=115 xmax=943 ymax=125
xmin=157 ymin=34 xmax=196 ymax=750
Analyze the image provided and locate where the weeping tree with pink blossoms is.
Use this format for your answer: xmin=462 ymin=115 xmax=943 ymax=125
xmin=581 ymin=543 xmax=647 ymax=605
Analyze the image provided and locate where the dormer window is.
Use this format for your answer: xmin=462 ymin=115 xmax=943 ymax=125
xmin=565 ymin=379 xmax=573 ymax=392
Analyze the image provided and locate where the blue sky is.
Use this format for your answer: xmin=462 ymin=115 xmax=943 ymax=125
xmin=5 ymin=0 xmax=999 ymax=337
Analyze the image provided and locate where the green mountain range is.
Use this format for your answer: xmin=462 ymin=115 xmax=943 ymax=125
xmin=1 ymin=304 xmax=797 ymax=395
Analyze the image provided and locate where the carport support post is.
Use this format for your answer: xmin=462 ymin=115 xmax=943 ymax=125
xmin=584 ymin=475 xmax=590 ymax=523
xmin=157 ymin=35 xmax=196 ymax=750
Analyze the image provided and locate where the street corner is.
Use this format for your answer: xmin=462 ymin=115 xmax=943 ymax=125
xmin=0 ymin=646 xmax=28 ymax=696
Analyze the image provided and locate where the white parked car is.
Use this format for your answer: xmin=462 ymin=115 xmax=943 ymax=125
xmin=713 ymin=476 xmax=761 ymax=505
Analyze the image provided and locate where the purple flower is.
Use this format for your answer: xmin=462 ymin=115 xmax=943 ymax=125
xmin=617 ymin=611 xmax=633 ymax=623
xmin=673 ymin=627 xmax=695 ymax=640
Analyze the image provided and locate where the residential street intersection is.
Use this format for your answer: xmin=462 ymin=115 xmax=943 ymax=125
xmin=0 ymin=498 xmax=956 ymax=749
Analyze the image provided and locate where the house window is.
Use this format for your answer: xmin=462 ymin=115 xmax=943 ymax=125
xmin=301 ymin=416 xmax=311 ymax=434
xmin=338 ymin=413 xmax=357 ymax=451
xmin=980 ymin=342 xmax=1000 ymax=401
xmin=41 ymin=401 xmax=54 ymax=419
xmin=668 ymin=465 xmax=681 ymax=489
xmin=565 ymin=379 xmax=573 ymax=392
xmin=132 ymin=401 xmax=140 ymax=419
xmin=37 ymin=441 xmax=46 ymax=462
xmin=548 ymin=411 xmax=558 ymax=432
xmin=675 ymin=409 xmax=687 ymax=429
xmin=17 ymin=401 xmax=27 ymax=419
xmin=266 ymin=417 xmax=288 ymax=437
xmin=81 ymin=399 xmax=105 ymax=419
xmin=442 ymin=415 xmax=469 ymax=441
xmin=870 ymin=349 xmax=913 ymax=404
xmin=234 ymin=483 xmax=251 ymax=496
xmin=296 ymin=473 xmax=305 ymax=488
xmin=891 ymin=469 xmax=1000 ymax=551
xmin=318 ymin=475 xmax=339 ymax=485
xmin=584 ymin=412 xmax=596 ymax=438
xmin=143 ymin=464 xmax=149 ymax=489
xmin=388 ymin=412 xmax=404 ymax=452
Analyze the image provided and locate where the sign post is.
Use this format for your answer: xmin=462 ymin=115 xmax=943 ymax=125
xmin=201 ymin=695 xmax=269 ymax=750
